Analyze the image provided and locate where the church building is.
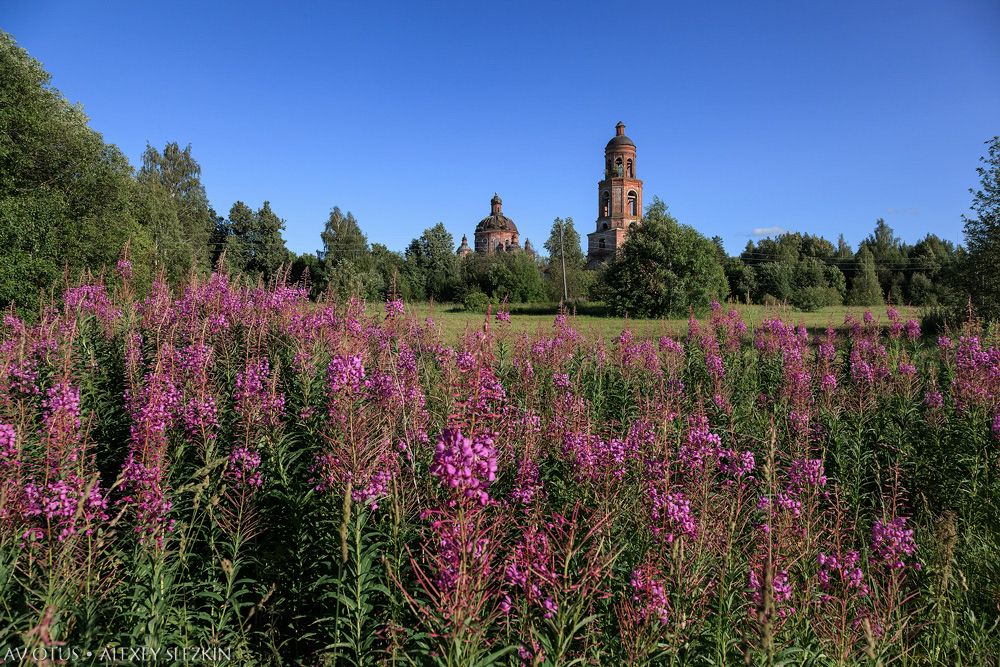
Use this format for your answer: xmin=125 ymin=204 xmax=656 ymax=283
xmin=457 ymin=193 xmax=535 ymax=257
xmin=587 ymin=121 xmax=643 ymax=267
xmin=456 ymin=122 xmax=640 ymax=265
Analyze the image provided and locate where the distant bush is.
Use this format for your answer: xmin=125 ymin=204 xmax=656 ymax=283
xmin=462 ymin=290 xmax=491 ymax=312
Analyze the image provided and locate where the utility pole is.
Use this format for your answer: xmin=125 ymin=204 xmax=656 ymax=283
xmin=559 ymin=219 xmax=568 ymax=303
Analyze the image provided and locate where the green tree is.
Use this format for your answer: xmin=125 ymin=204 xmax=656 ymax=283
xmin=289 ymin=251 xmax=325 ymax=297
xmin=755 ymin=262 xmax=794 ymax=303
xmin=859 ymin=218 xmax=907 ymax=302
xmin=208 ymin=207 xmax=228 ymax=269
xmin=543 ymin=217 xmax=588 ymax=302
xmin=0 ymin=31 xmax=152 ymax=312
xmin=603 ymin=198 xmax=728 ymax=317
xmin=908 ymin=233 xmax=960 ymax=306
xmin=320 ymin=207 xmax=369 ymax=269
xmin=723 ymin=257 xmax=756 ymax=304
xmin=371 ymin=243 xmax=408 ymax=300
xmin=224 ymin=201 xmax=255 ymax=273
xmin=137 ymin=142 xmax=214 ymax=282
xmin=318 ymin=207 xmax=381 ymax=299
xmin=460 ymin=252 xmax=546 ymax=304
xmin=403 ymin=223 xmax=460 ymax=302
xmin=847 ymin=247 xmax=884 ymax=306
xmin=739 ymin=231 xmax=845 ymax=307
xmin=224 ymin=201 xmax=290 ymax=281
xmin=962 ymin=136 xmax=1000 ymax=321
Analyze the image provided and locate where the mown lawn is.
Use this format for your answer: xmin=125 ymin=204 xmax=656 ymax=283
xmin=402 ymin=301 xmax=920 ymax=341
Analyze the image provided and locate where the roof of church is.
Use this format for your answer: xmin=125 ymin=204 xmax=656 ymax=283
xmin=606 ymin=121 xmax=635 ymax=149
xmin=476 ymin=214 xmax=518 ymax=234
xmin=476 ymin=193 xmax=518 ymax=234
xmin=606 ymin=134 xmax=635 ymax=149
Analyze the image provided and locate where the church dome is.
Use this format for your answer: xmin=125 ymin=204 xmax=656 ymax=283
xmin=475 ymin=193 xmax=518 ymax=234
xmin=605 ymin=121 xmax=635 ymax=150
xmin=476 ymin=214 xmax=518 ymax=233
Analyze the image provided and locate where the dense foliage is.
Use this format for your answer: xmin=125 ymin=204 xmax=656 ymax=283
xmin=1 ymin=272 xmax=998 ymax=664
xmin=603 ymin=199 xmax=730 ymax=317
xmin=219 ymin=201 xmax=292 ymax=282
xmin=0 ymin=32 xmax=151 ymax=312
xmin=543 ymin=218 xmax=591 ymax=303
xmin=963 ymin=136 xmax=1000 ymax=321
xmin=732 ymin=224 xmax=962 ymax=311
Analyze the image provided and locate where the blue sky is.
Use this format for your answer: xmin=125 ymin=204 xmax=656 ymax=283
xmin=4 ymin=1 xmax=999 ymax=256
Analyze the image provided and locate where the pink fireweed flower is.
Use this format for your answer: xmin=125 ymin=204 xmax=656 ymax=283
xmin=820 ymin=373 xmax=838 ymax=394
xmin=788 ymin=458 xmax=827 ymax=494
xmin=552 ymin=373 xmax=570 ymax=389
xmin=431 ymin=428 xmax=498 ymax=505
xmin=904 ymin=319 xmax=921 ymax=341
xmin=126 ymin=371 xmax=180 ymax=455
xmin=789 ymin=410 xmax=811 ymax=435
xmin=327 ymin=354 xmax=366 ymax=395
xmin=993 ymin=410 xmax=1000 ymax=440
xmin=182 ymin=396 xmax=219 ymax=439
xmin=505 ymin=525 xmax=558 ymax=618
xmin=495 ymin=309 xmax=511 ymax=323
xmin=629 ymin=564 xmax=670 ymax=624
xmin=20 ymin=475 xmax=110 ymax=543
xmin=924 ymin=390 xmax=944 ymax=409
xmin=562 ymin=431 xmax=638 ymax=482
xmin=0 ymin=423 xmax=17 ymax=465
xmin=776 ymin=491 xmax=803 ymax=517
xmin=422 ymin=508 xmax=495 ymax=592
xmin=235 ymin=358 xmax=285 ymax=428
xmin=43 ymin=382 xmax=82 ymax=443
xmin=456 ymin=351 xmax=476 ymax=372
xmin=384 ymin=298 xmax=404 ymax=318
xmin=818 ymin=550 xmax=869 ymax=596
xmin=871 ymin=517 xmax=918 ymax=570
xmin=749 ymin=566 xmax=794 ymax=617
xmin=63 ymin=284 xmax=122 ymax=324
xmin=311 ymin=449 xmax=397 ymax=511
xmin=116 ymin=258 xmax=133 ymax=281
xmin=510 ymin=457 xmax=544 ymax=505
xmin=718 ymin=449 xmax=756 ymax=478
xmin=887 ymin=308 xmax=903 ymax=339
xmin=658 ymin=336 xmax=684 ymax=354
xmin=176 ymin=343 xmax=213 ymax=377
xmin=648 ymin=489 xmax=697 ymax=542
xmin=678 ymin=415 xmax=722 ymax=474
xmin=227 ymin=447 xmax=263 ymax=490
xmin=951 ymin=336 xmax=1000 ymax=411
xmin=119 ymin=454 xmax=175 ymax=546
xmin=705 ymin=352 xmax=725 ymax=380
xmin=352 ymin=467 xmax=393 ymax=510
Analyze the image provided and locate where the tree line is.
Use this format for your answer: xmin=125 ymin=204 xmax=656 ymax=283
xmin=2 ymin=31 xmax=998 ymax=322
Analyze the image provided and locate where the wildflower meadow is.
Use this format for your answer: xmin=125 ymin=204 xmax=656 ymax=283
xmin=1 ymin=268 xmax=998 ymax=665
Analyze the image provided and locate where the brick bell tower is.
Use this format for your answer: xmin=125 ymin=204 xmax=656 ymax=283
xmin=587 ymin=121 xmax=643 ymax=266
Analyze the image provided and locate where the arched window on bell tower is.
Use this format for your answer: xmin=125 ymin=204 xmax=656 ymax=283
xmin=628 ymin=191 xmax=638 ymax=217
xmin=599 ymin=238 xmax=606 ymax=251
xmin=626 ymin=159 xmax=633 ymax=178
xmin=601 ymin=191 xmax=610 ymax=218
xmin=615 ymin=157 xmax=623 ymax=177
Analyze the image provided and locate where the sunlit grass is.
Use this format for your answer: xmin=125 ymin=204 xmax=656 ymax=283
xmin=403 ymin=301 xmax=920 ymax=341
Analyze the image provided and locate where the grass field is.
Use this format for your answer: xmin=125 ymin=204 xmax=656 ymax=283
xmin=404 ymin=301 xmax=921 ymax=341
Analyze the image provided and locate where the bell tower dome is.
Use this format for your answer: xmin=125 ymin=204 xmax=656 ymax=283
xmin=587 ymin=121 xmax=643 ymax=266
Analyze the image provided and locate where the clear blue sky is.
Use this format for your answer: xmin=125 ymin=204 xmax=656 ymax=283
xmin=4 ymin=1 xmax=998 ymax=256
